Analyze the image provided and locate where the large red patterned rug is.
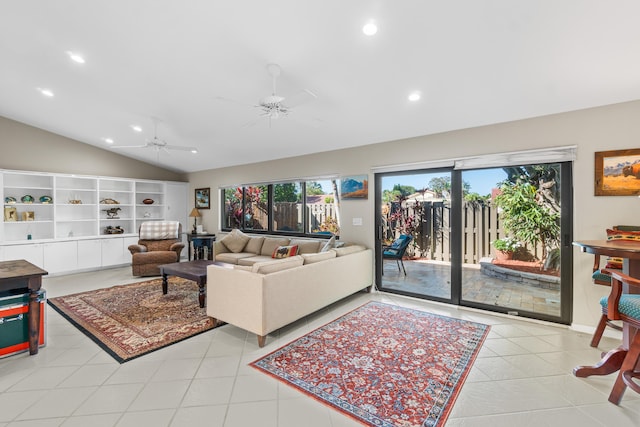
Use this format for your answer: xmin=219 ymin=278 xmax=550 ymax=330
xmin=48 ymin=277 xmax=218 ymax=363
xmin=251 ymin=301 xmax=489 ymax=427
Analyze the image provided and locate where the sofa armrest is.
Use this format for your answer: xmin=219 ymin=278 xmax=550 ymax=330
xmin=128 ymin=244 xmax=147 ymax=255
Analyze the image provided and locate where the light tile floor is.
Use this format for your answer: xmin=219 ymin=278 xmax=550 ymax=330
xmin=1 ymin=267 xmax=639 ymax=426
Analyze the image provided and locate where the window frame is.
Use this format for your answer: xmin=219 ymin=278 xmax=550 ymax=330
xmin=220 ymin=180 xmax=339 ymax=239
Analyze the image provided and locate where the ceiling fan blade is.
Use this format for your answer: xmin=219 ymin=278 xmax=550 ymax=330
xmin=164 ymin=144 xmax=197 ymax=152
xmin=110 ymin=144 xmax=149 ymax=149
xmin=286 ymin=89 xmax=317 ymax=108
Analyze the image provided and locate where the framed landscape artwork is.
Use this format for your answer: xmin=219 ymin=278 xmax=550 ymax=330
xmin=595 ymin=149 xmax=640 ymax=196
xmin=195 ymin=188 xmax=210 ymax=209
xmin=341 ymin=175 xmax=368 ymax=199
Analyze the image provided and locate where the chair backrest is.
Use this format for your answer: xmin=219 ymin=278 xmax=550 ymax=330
xmin=391 ymin=234 xmax=413 ymax=254
xmin=139 ymin=221 xmax=181 ymax=240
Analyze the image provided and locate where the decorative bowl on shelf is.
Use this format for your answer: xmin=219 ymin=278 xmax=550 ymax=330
xmin=100 ymin=198 xmax=120 ymax=204
xmin=21 ymin=195 xmax=34 ymax=203
xmin=39 ymin=195 xmax=52 ymax=204
xmin=142 ymin=198 xmax=154 ymax=204
xmin=69 ymin=199 xmax=82 ymax=204
xmin=4 ymin=196 xmax=16 ymax=204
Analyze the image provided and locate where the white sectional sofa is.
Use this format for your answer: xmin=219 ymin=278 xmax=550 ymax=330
xmin=206 ymin=230 xmax=373 ymax=347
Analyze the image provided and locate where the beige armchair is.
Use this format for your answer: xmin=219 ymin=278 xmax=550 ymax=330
xmin=128 ymin=221 xmax=184 ymax=276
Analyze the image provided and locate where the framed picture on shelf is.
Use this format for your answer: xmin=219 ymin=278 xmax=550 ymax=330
xmin=595 ymin=149 xmax=640 ymax=196
xmin=195 ymin=188 xmax=210 ymax=209
xmin=4 ymin=206 xmax=17 ymax=221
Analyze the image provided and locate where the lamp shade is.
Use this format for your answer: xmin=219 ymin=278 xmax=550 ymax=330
xmin=189 ymin=208 xmax=201 ymax=218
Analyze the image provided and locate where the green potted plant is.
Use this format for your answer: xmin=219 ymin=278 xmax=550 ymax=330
xmin=492 ymin=237 xmax=521 ymax=260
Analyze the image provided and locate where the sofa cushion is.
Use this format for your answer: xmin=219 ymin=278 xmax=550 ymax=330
xmin=333 ymin=245 xmax=366 ymax=256
xmin=272 ymin=245 xmax=299 ymax=259
xmin=215 ymin=252 xmax=255 ymax=265
xmin=261 ymin=237 xmax=290 ymax=256
xmin=251 ymin=255 xmax=304 ymax=274
xmin=290 ymin=239 xmax=322 ymax=254
xmin=244 ymin=236 xmax=265 ymax=254
xmin=233 ymin=265 xmax=253 ymax=271
xmin=237 ymin=255 xmax=274 ymax=266
xmin=220 ymin=229 xmax=251 ymax=253
xmin=301 ymin=251 xmax=336 ymax=264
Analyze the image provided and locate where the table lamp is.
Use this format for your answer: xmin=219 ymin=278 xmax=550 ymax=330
xmin=189 ymin=208 xmax=201 ymax=234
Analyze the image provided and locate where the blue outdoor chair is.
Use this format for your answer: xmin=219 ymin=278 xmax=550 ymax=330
xmin=383 ymin=234 xmax=413 ymax=275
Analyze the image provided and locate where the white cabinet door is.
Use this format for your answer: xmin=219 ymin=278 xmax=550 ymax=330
xmin=43 ymin=241 xmax=78 ymax=274
xmin=78 ymin=239 xmax=102 ymax=270
xmin=101 ymin=237 xmax=124 ymax=266
xmin=6 ymin=243 xmax=44 ymax=268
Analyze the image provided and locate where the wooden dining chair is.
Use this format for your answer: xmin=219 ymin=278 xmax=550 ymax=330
xmin=590 ymin=225 xmax=640 ymax=347
xmin=601 ymin=270 xmax=640 ymax=404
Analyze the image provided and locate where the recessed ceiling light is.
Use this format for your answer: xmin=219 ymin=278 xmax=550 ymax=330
xmin=191 ymin=149 xmax=198 ymax=154
xmin=131 ymin=125 xmax=142 ymax=132
xmin=362 ymin=21 xmax=378 ymax=36
xmin=66 ymin=51 xmax=85 ymax=64
xmin=408 ymin=92 xmax=421 ymax=102
xmin=37 ymin=88 xmax=54 ymax=97
xmin=103 ymin=137 xmax=114 ymax=144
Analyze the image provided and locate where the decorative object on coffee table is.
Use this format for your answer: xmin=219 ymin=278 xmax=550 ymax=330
xmin=48 ymin=277 xmax=218 ymax=363
xmin=252 ymin=301 xmax=489 ymax=427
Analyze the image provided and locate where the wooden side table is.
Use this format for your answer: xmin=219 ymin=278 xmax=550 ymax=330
xmin=0 ymin=259 xmax=48 ymax=355
xmin=186 ymin=233 xmax=216 ymax=260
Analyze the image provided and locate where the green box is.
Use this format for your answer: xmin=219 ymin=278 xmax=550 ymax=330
xmin=0 ymin=289 xmax=46 ymax=358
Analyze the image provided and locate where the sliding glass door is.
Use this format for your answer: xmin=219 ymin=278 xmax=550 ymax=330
xmin=375 ymin=162 xmax=572 ymax=324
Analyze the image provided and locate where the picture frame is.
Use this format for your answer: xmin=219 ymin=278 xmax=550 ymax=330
xmin=341 ymin=175 xmax=368 ymax=200
xmin=195 ymin=187 xmax=210 ymax=209
xmin=595 ymin=149 xmax=640 ymax=196
xmin=4 ymin=206 xmax=17 ymax=222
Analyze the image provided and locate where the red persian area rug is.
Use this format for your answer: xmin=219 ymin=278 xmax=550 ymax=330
xmin=251 ymin=301 xmax=489 ymax=427
xmin=48 ymin=277 xmax=218 ymax=363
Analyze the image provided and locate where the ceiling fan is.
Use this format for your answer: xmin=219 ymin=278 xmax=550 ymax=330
xmin=111 ymin=119 xmax=198 ymax=154
xmin=256 ymin=63 xmax=317 ymax=121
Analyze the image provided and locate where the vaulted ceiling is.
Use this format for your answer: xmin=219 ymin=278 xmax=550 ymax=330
xmin=2 ymin=1 xmax=640 ymax=173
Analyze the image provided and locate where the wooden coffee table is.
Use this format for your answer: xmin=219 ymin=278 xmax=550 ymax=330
xmin=160 ymin=260 xmax=225 ymax=308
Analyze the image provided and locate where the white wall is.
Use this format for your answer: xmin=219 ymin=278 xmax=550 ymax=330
xmin=188 ymin=100 xmax=640 ymax=330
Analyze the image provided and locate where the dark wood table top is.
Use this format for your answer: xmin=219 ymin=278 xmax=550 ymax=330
xmin=0 ymin=259 xmax=48 ymax=280
xmin=573 ymin=240 xmax=640 ymax=260
xmin=160 ymin=260 xmax=230 ymax=278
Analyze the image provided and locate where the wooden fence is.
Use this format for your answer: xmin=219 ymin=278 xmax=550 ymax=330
xmin=383 ymin=200 xmax=544 ymax=263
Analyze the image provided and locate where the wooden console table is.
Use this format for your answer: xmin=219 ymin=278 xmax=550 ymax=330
xmin=572 ymin=240 xmax=640 ymax=377
xmin=0 ymin=259 xmax=48 ymax=355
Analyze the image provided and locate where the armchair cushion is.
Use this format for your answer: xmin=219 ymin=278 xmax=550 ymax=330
xmin=139 ymin=221 xmax=180 ymax=239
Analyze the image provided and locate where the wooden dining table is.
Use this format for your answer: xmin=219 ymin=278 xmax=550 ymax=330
xmin=572 ymin=240 xmax=640 ymax=377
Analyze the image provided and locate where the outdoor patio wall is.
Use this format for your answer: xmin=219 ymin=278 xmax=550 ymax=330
xmin=188 ymin=99 xmax=640 ymax=332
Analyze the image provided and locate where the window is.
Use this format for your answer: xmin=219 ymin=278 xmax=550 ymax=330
xmin=221 ymin=179 xmax=340 ymax=237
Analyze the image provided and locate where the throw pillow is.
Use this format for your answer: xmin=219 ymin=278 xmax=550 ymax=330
xmin=220 ymin=229 xmax=250 ymax=253
xmin=605 ymin=257 xmax=624 ymax=269
xmin=289 ymin=239 xmax=322 ymax=254
xmin=606 ymin=229 xmax=640 ymax=242
xmin=320 ymin=236 xmax=336 ymax=252
xmin=272 ymin=245 xmax=299 ymax=259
